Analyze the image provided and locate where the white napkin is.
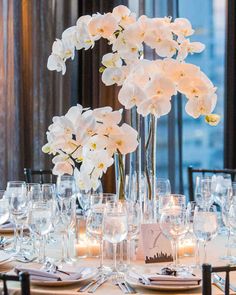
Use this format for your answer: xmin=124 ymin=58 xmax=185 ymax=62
xmin=129 ymin=271 xmax=201 ymax=286
xmin=14 ymin=266 xmax=87 ymax=282
xmin=0 ymin=221 xmax=14 ymax=229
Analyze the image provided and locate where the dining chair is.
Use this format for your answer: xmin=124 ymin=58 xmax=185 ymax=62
xmin=202 ymin=264 xmax=236 ymax=295
xmin=188 ymin=166 xmax=236 ymax=201
xmin=0 ymin=272 xmax=30 ymax=295
xmin=24 ymin=168 xmax=54 ymax=184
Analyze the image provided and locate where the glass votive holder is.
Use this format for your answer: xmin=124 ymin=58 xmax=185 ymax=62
xmin=178 ymin=234 xmax=195 ymax=258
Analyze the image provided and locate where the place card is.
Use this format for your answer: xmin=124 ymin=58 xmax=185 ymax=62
xmin=141 ymin=223 xmax=173 ymax=264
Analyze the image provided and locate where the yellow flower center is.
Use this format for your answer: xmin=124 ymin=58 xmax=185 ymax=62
xmin=91 ymin=143 xmax=97 ymax=149
xmin=98 ymin=163 xmax=105 ymax=169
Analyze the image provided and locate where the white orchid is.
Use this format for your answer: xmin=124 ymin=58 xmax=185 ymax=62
xmin=88 ymin=13 xmax=119 ymax=39
xmin=177 ymin=39 xmax=205 ymax=61
xmin=101 ymin=67 xmax=126 ymax=86
xmin=118 ymin=82 xmax=146 ymax=109
xmin=112 ymin=5 xmax=136 ymax=27
xmin=101 ymin=53 xmax=122 ymax=68
xmin=137 ymin=96 xmax=172 ymax=117
xmin=185 ymin=93 xmax=217 ymax=118
xmin=47 ymin=54 xmax=66 ymax=75
xmin=43 ymin=104 xmax=138 ymax=192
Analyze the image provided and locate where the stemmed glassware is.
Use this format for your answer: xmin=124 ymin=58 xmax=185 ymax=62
xmin=193 ymin=205 xmax=218 ymax=263
xmin=159 ymin=194 xmax=186 ymax=214
xmin=6 ymin=181 xmax=29 ymax=257
xmin=77 ymin=181 xmax=103 ymax=215
xmin=103 ymin=201 xmax=128 ymax=274
xmin=228 ymin=202 xmax=236 ymax=263
xmin=86 ymin=193 xmax=118 ymax=273
xmin=28 ymin=200 xmax=53 ymax=263
xmin=156 ymin=178 xmax=171 ymax=220
xmin=124 ymin=200 xmax=140 ymax=268
xmin=53 ymin=197 xmax=76 ymax=264
xmin=57 ymin=175 xmax=77 ymax=199
xmin=0 ymin=191 xmax=9 ymax=225
xmin=160 ymin=206 xmax=187 ymax=268
xmin=41 ymin=183 xmax=56 ymax=201
xmin=200 ymin=179 xmax=214 ymax=211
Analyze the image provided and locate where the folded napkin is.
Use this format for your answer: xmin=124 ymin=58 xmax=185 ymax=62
xmin=14 ymin=266 xmax=86 ymax=282
xmin=0 ymin=221 xmax=14 ymax=229
xmin=143 ymin=273 xmax=201 ymax=286
xmin=129 ymin=271 xmax=201 ymax=286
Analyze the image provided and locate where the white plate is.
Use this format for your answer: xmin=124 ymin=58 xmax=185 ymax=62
xmin=31 ymin=268 xmax=98 ymax=287
xmin=126 ymin=275 xmax=202 ymax=291
xmin=0 ymin=252 xmax=13 ymax=265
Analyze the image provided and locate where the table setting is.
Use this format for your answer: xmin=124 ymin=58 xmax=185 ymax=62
xmin=0 ymin=172 xmax=236 ymax=294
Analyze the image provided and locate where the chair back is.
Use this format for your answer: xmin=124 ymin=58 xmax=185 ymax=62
xmin=24 ymin=168 xmax=54 ymax=184
xmin=202 ymin=263 xmax=236 ymax=295
xmin=0 ymin=272 xmax=30 ymax=295
xmin=188 ymin=166 xmax=236 ymax=201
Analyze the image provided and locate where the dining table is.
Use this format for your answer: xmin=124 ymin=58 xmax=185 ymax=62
xmin=0 ymin=233 xmax=236 ymax=295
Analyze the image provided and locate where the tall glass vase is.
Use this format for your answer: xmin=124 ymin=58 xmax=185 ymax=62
xmin=144 ymin=114 xmax=157 ymax=222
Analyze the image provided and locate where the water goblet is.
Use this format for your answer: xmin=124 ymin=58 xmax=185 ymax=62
xmin=200 ymin=179 xmax=214 ymax=211
xmin=103 ymin=202 xmax=128 ymax=274
xmin=41 ymin=183 xmax=56 ymax=201
xmin=193 ymin=205 xmax=218 ymax=263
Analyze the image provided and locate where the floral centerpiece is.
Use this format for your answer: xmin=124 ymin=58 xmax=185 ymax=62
xmin=42 ymin=104 xmax=138 ymax=197
xmin=45 ymin=5 xmax=220 ymax=206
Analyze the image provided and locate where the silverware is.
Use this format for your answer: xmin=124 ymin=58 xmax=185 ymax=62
xmin=213 ymin=273 xmax=236 ymax=292
xmin=15 ymin=255 xmax=37 ymax=263
xmin=88 ymin=276 xmax=108 ymax=293
xmin=123 ymin=281 xmax=136 ymax=294
xmin=213 ymin=275 xmax=225 ymax=292
xmin=77 ymin=275 xmax=101 ymax=292
xmin=112 ymin=276 xmax=129 ymax=294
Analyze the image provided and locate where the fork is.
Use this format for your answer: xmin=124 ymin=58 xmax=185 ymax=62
xmin=112 ymin=275 xmax=129 ymax=294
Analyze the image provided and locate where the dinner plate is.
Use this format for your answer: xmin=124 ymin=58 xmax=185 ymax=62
xmin=0 ymin=252 xmax=13 ymax=265
xmin=31 ymin=268 xmax=98 ymax=287
xmin=126 ymin=275 xmax=202 ymax=291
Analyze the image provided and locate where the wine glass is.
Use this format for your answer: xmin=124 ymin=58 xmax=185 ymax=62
xmin=90 ymin=193 xmax=117 ymax=207
xmin=124 ymin=200 xmax=140 ymax=268
xmin=27 ymin=183 xmax=42 ymax=201
xmin=193 ymin=205 xmax=218 ymax=263
xmin=28 ymin=200 xmax=53 ymax=263
xmin=221 ymin=201 xmax=233 ymax=260
xmin=160 ymin=207 xmax=187 ymax=268
xmin=57 ymin=175 xmax=77 ymax=199
xmin=41 ymin=183 xmax=56 ymax=201
xmin=7 ymin=182 xmax=29 ymax=257
xmin=0 ymin=191 xmax=9 ymax=225
xmin=77 ymin=181 xmax=103 ymax=214
xmin=159 ymin=194 xmax=186 ymax=214
xmin=103 ymin=202 xmax=128 ymax=274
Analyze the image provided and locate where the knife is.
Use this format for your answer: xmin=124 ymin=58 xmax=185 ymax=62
xmin=123 ymin=281 xmax=137 ymax=294
xmin=77 ymin=276 xmax=101 ymax=292
xmin=88 ymin=276 xmax=108 ymax=293
xmin=213 ymin=275 xmax=225 ymax=292
xmin=213 ymin=273 xmax=236 ymax=292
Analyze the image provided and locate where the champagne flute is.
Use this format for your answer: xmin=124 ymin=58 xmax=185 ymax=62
xmin=160 ymin=207 xmax=187 ymax=268
xmin=103 ymin=202 xmax=128 ymax=274
xmin=193 ymin=205 xmax=218 ymax=263
xmin=155 ymin=178 xmax=171 ymax=220
xmin=124 ymin=200 xmax=140 ymax=268
xmin=200 ymin=179 xmax=214 ymax=211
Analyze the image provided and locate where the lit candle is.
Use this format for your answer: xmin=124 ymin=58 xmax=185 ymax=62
xmin=89 ymin=239 xmax=100 ymax=257
xmin=178 ymin=239 xmax=195 ymax=257
xmin=76 ymin=234 xmax=88 ymax=258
